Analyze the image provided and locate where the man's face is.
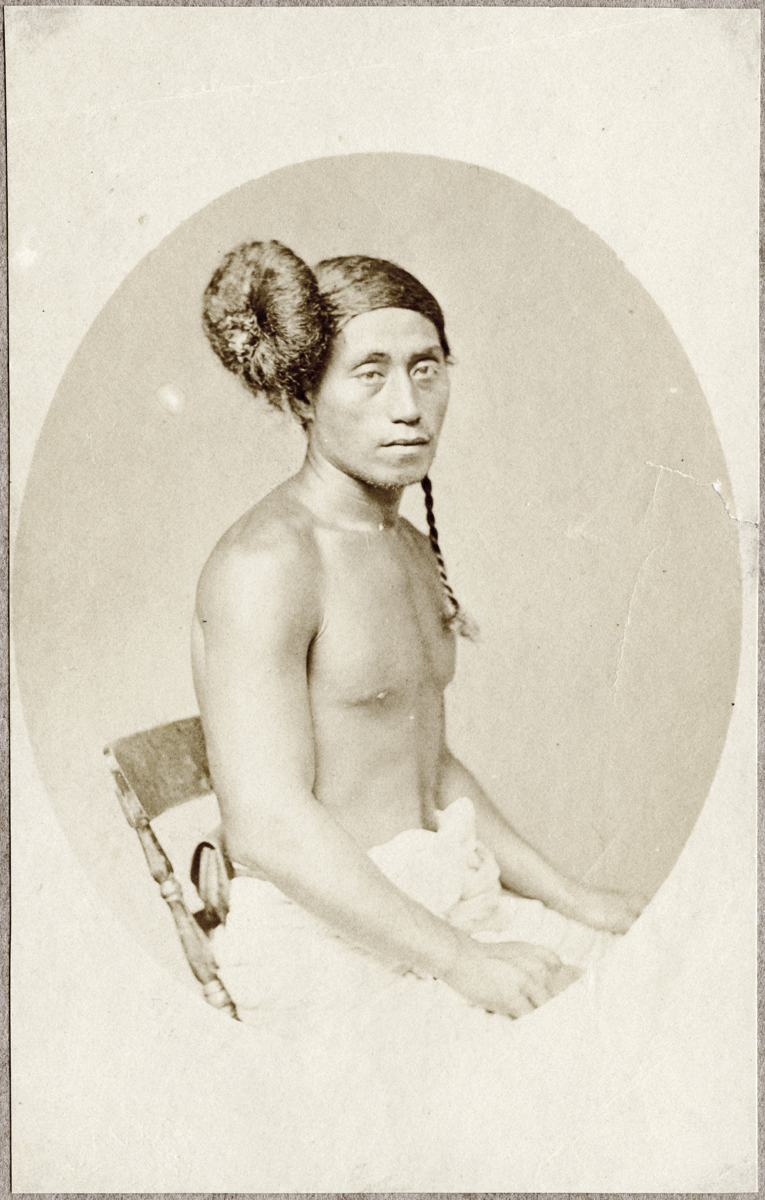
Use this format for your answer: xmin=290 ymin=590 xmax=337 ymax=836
xmin=306 ymin=307 xmax=450 ymax=490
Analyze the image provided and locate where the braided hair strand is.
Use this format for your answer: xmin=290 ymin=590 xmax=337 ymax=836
xmin=421 ymin=476 xmax=476 ymax=640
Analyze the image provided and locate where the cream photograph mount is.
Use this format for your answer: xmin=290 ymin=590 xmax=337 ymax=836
xmin=8 ymin=7 xmax=758 ymax=1193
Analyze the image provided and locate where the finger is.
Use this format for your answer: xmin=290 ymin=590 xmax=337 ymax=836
xmin=508 ymin=960 xmax=557 ymax=998
xmin=548 ymin=964 xmax=581 ymax=996
xmin=492 ymin=942 xmax=563 ymax=971
xmin=526 ymin=944 xmax=563 ymax=969
xmin=523 ymin=964 xmax=580 ymax=1005
xmin=522 ymin=977 xmax=554 ymax=1008
xmin=521 ymin=952 xmax=565 ymax=982
xmin=502 ymin=992 xmax=536 ymax=1019
xmin=515 ymin=952 xmax=564 ymax=984
xmin=628 ymin=894 xmax=648 ymax=920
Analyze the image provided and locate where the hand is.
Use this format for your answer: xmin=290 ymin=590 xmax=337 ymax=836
xmin=440 ymin=935 xmax=581 ymax=1018
xmin=564 ymin=883 xmax=648 ymax=934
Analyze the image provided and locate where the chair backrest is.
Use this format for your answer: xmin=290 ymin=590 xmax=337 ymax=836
xmin=104 ymin=716 xmax=237 ymax=1019
xmin=108 ymin=716 xmax=214 ymax=821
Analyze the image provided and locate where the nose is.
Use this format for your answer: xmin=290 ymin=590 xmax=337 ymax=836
xmin=387 ymin=369 xmax=421 ymax=424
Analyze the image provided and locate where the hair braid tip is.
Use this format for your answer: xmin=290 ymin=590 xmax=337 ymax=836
xmin=421 ymin=477 xmax=478 ymax=641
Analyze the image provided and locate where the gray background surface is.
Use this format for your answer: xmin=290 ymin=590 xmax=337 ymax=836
xmin=13 ymin=155 xmax=742 ymax=963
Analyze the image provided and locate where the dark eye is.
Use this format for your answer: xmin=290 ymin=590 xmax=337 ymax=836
xmin=412 ymin=360 xmax=439 ymax=379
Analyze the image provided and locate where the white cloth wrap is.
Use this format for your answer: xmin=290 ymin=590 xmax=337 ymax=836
xmin=212 ymin=797 xmax=618 ymax=1032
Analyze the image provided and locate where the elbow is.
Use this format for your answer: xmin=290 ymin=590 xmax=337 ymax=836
xmin=223 ymin=828 xmax=260 ymax=872
xmin=222 ymin=804 xmax=306 ymax=874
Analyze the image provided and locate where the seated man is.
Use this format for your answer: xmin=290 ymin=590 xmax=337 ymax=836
xmin=194 ymin=240 xmax=644 ymax=1030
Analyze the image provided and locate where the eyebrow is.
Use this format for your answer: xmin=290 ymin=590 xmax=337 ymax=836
xmin=350 ymin=352 xmax=389 ymax=368
xmin=349 ymin=346 xmax=444 ymax=371
xmin=409 ymin=346 xmax=443 ymax=363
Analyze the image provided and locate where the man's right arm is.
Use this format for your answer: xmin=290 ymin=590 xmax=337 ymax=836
xmin=195 ymin=533 xmax=567 ymax=1017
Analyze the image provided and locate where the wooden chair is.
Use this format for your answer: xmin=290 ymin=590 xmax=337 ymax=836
xmin=104 ymin=716 xmax=237 ymax=1019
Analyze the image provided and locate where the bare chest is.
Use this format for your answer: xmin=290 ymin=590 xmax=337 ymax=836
xmin=308 ymin=528 xmax=456 ymax=709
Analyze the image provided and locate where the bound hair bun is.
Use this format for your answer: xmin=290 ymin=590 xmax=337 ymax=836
xmin=203 ymin=240 xmax=331 ymax=425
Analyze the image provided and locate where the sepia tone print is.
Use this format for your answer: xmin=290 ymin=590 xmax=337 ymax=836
xmin=8 ymin=8 xmax=757 ymax=1192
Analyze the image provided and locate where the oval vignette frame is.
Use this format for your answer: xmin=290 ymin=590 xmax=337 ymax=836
xmin=12 ymin=153 xmax=742 ymax=986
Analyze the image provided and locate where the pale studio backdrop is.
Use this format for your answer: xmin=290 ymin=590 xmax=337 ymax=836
xmin=13 ymin=153 xmax=741 ymax=981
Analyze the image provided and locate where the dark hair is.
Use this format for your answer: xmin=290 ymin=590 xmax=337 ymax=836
xmin=203 ymin=240 xmax=473 ymax=636
xmin=203 ymin=240 xmax=333 ymax=428
xmin=313 ymin=255 xmax=450 ymax=358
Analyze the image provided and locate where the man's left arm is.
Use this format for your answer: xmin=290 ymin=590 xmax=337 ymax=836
xmin=437 ymin=748 xmax=646 ymax=935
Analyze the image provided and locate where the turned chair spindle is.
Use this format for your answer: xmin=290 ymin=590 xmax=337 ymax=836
xmin=104 ymin=717 xmax=237 ymax=1019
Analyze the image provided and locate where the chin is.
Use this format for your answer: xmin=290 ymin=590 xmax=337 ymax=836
xmin=364 ymin=465 xmax=429 ymax=492
xmin=378 ymin=453 xmax=436 ymax=490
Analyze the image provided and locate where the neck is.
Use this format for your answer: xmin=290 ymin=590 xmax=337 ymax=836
xmin=298 ymin=447 xmax=403 ymax=530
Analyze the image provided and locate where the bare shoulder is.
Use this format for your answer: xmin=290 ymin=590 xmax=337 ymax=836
xmin=196 ymin=480 xmax=322 ymax=641
xmin=400 ymin=516 xmax=431 ymax=553
xmin=399 ymin=517 xmax=439 ymax=574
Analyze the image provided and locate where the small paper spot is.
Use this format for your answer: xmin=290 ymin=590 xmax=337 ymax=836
xmin=12 ymin=244 xmax=37 ymax=273
xmin=156 ymin=384 xmax=185 ymax=413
